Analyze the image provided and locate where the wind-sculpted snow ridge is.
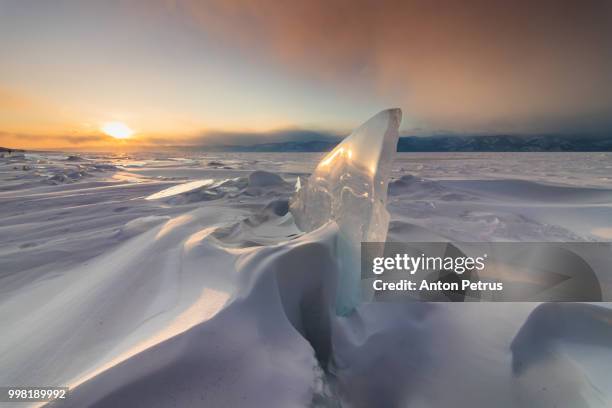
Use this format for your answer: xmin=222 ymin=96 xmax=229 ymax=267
xmin=290 ymin=108 xmax=402 ymax=315
xmin=511 ymin=303 xmax=612 ymax=377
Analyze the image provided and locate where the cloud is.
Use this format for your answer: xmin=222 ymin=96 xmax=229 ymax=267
xmin=144 ymin=128 xmax=341 ymax=146
xmin=0 ymin=127 xmax=339 ymax=150
xmin=173 ymin=0 xmax=612 ymax=133
xmin=194 ymin=128 xmax=340 ymax=145
xmin=0 ymin=131 xmax=113 ymax=150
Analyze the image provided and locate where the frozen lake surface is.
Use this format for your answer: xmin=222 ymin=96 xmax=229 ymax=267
xmin=1 ymin=151 xmax=611 ymax=407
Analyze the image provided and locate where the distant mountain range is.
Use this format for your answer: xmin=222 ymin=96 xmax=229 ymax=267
xmin=396 ymin=134 xmax=612 ymax=152
xmin=194 ymin=134 xmax=612 ymax=152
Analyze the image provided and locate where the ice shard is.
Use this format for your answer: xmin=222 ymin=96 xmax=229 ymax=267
xmin=290 ymin=108 xmax=402 ymax=315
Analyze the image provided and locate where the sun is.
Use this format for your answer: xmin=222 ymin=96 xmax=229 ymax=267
xmin=101 ymin=121 xmax=134 ymax=139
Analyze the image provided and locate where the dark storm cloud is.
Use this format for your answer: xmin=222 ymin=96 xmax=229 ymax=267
xmin=172 ymin=0 xmax=612 ymax=133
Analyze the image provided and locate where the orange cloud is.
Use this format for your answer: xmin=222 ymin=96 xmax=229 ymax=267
xmin=175 ymin=0 xmax=612 ymax=133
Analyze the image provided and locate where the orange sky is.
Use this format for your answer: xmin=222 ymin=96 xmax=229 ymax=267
xmin=1 ymin=0 xmax=611 ymax=150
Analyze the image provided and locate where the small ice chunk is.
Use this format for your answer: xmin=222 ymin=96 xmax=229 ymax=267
xmin=290 ymin=108 xmax=402 ymax=314
xmin=248 ymin=170 xmax=286 ymax=187
xmin=146 ymin=179 xmax=214 ymax=200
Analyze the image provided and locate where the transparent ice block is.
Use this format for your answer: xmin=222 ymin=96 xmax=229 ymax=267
xmin=290 ymin=108 xmax=402 ymax=315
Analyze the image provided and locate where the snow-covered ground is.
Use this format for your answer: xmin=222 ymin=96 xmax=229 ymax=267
xmin=1 ymin=150 xmax=611 ymax=407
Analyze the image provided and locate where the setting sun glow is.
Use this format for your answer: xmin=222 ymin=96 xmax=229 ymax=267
xmin=101 ymin=122 xmax=134 ymax=139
